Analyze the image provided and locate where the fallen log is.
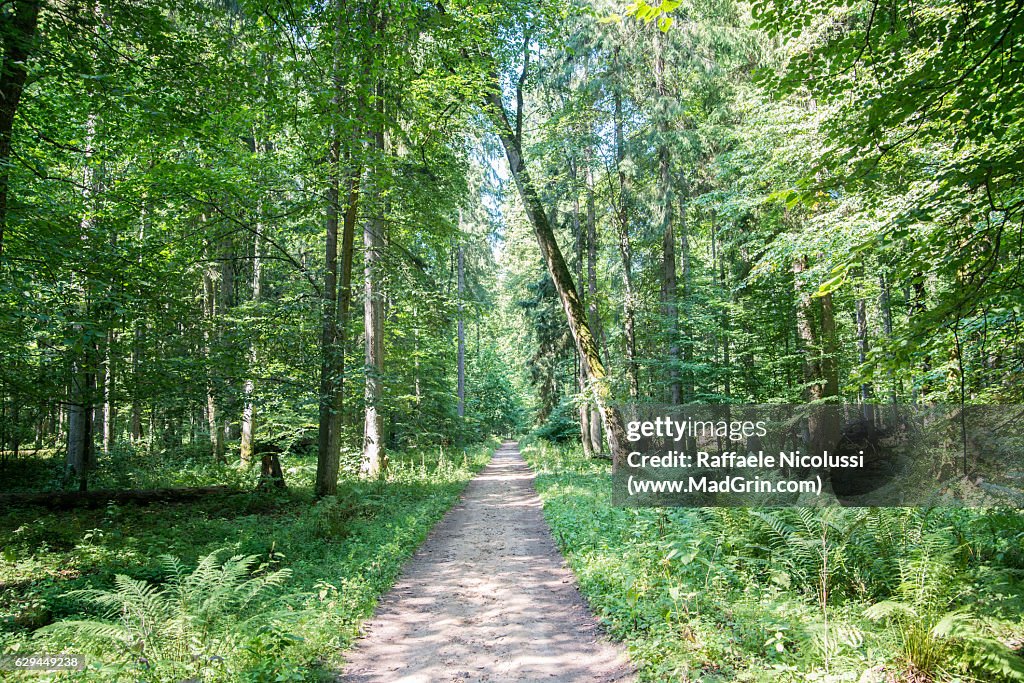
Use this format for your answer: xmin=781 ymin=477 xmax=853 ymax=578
xmin=0 ymin=485 xmax=234 ymax=509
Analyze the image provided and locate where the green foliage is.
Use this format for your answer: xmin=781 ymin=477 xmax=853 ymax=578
xmin=863 ymin=532 xmax=1024 ymax=681
xmin=533 ymin=396 xmax=581 ymax=443
xmin=525 ymin=440 xmax=1024 ymax=682
xmin=1 ymin=440 xmax=497 ymax=681
xmin=39 ymin=550 xmax=293 ymax=681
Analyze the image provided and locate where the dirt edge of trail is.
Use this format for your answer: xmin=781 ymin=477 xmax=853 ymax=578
xmin=339 ymin=440 xmax=635 ymax=683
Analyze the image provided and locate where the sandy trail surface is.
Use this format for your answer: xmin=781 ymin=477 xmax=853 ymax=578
xmin=340 ymin=441 xmax=634 ymax=683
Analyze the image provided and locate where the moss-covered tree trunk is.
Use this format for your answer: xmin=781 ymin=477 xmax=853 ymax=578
xmin=484 ymin=86 xmax=629 ymax=466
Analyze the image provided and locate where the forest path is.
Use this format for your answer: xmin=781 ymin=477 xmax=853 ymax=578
xmin=339 ymin=441 xmax=634 ymax=683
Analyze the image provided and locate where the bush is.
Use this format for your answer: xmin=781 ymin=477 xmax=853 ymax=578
xmin=534 ymin=397 xmax=581 ymax=443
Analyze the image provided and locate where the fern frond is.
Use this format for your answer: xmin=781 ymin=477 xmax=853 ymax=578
xmin=864 ymin=599 xmax=919 ymax=622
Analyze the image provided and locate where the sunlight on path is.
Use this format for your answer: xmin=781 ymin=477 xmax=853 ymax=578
xmin=340 ymin=441 xmax=634 ymax=683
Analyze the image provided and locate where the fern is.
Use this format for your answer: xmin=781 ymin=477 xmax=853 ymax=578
xmin=864 ymin=530 xmax=1024 ymax=681
xmin=39 ymin=548 xmax=293 ymax=682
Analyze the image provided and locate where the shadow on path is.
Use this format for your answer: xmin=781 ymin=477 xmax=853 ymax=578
xmin=339 ymin=441 xmax=635 ymax=683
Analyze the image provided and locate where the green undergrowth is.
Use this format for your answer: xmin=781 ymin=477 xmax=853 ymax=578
xmin=0 ymin=438 xmax=496 ymax=681
xmin=524 ymin=439 xmax=1024 ymax=683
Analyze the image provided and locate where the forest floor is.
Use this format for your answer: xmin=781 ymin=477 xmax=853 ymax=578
xmin=340 ymin=441 xmax=634 ymax=683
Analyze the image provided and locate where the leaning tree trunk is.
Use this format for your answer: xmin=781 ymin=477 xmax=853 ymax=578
xmin=484 ymin=86 xmax=630 ymax=466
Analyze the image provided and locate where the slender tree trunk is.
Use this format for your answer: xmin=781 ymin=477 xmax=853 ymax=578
xmin=612 ymin=83 xmax=639 ymax=400
xmin=240 ymin=186 xmax=263 ymax=465
xmin=66 ymin=109 xmax=99 ymax=488
xmin=911 ymin=274 xmax=930 ymax=400
xmin=66 ymin=359 xmax=91 ymax=492
xmin=854 ymin=273 xmax=873 ymax=423
xmin=102 ymin=329 xmax=115 ymax=454
xmin=457 ymin=240 xmax=465 ymax=419
xmin=819 ymin=290 xmax=839 ymax=398
xmin=794 ymin=256 xmax=822 ymax=400
xmin=571 ymin=176 xmax=593 ymax=458
xmin=879 ymin=271 xmax=898 ymax=413
xmin=325 ymin=148 xmax=359 ymax=465
xmin=316 ymin=118 xmax=342 ymax=495
xmin=218 ymin=233 xmax=236 ymax=446
xmin=794 ymin=255 xmax=840 ymax=452
xmin=130 ymin=174 xmax=149 ymax=444
xmin=654 ymin=32 xmax=680 ymax=405
xmin=361 ymin=77 xmax=386 ymax=478
xmin=203 ymin=262 xmax=225 ymax=462
xmin=585 ymin=161 xmax=603 ymax=455
xmin=130 ymin=324 xmax=142 ymax=442
xmin=678 ymin=187 xmax=694 ymax=405
xmin=484 ymin=86 xmax=629 ymax=466
xmin=720 ymin=255 xmax=731 ymax=401
xmin=0 ymin=0 xmax=41 ymax=259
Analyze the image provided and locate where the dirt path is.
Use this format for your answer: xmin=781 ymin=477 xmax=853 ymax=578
xmin=340 ymin=441 xmax=634 ymax=683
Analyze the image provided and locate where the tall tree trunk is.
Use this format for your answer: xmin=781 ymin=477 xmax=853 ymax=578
xmin=65 ymin=358 xmax=92 ymax=492
xmin=218 ymin=233 xmax=236 ymax=446
xmin=911 ymin=274 xmax=930 ymax=401
xmin=678 ymin=185 xmax=694 ymax=404
xmin=794 ymin=255 xmax=840 ymax=452
xmin=819 ymin=290 xmax=839 ymax=398
xmin=711 ymin=215 xmax=731 ymax=402
xmin=654 ymin=31 xmax=680 ymax=405
xmin=571 ymin=176 xmax=592 ymax=458
xmin=612 ymin=81 xmax=639 ymax=400
xmin=854 ymin=272 xmax=873 ymax=423
xmin=102 ymin=329 xmax=115 ymax=454
xmin=130 ymin=327 xmax=142 ymax=443
xmin=0 ymin=0 xmax=41 ymax=259
xmin=325 ymin=148 xmax=359 ymax=467
xmin=240 ymin=170 xmax=263 ymax=465
xmin=457 ymin=240 xmax=465 ymax=419
xmin=794 ymin=256 xmax=822 ymax=399
xmin=484 ymin=86 xmax=629 ymax=466
xmin=585 ymin=161 xmax=603 ymax=455
xmin=878 ymin=271 xmax=898 ymax=412
xmin=315 ymin=110 xmax=343 ymax=495
xmin=361 ymin=77 xmax=386 ymax=478
xmin=317 ymin=3 xmax=363 ymax=495
xmin=66 ymin=109 xmax=99 ymax=488
xmin=203 ymin=261 xmax=225 ymax=462
xmin=720 ymin=254 xmax=731 ymax=401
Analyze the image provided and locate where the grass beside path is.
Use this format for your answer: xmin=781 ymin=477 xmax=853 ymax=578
xmin=1 ymin=439 xmax=497 ymax=681
xmin=523 ymin=439 xmax=1024 ymax=683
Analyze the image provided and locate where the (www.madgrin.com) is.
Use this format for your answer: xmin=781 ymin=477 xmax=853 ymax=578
xmin=626 ymin=475 xmax=822 ymax=496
